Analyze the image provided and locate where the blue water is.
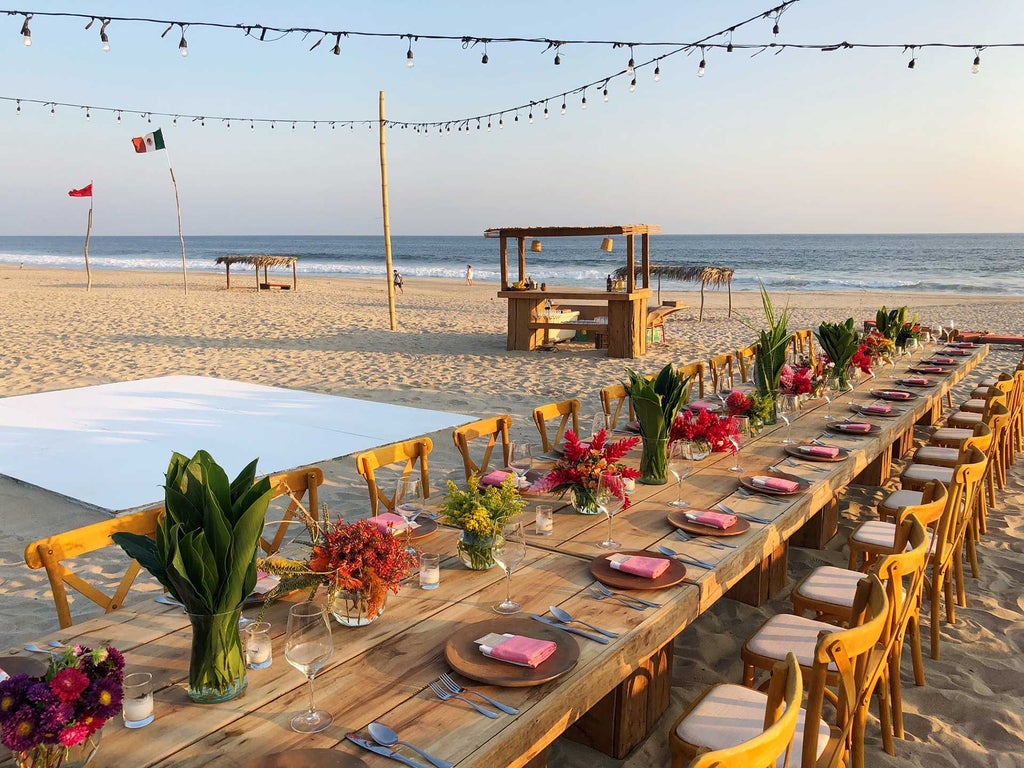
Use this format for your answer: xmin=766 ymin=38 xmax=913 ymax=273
xmin=0 ymin=233 xmax=1022 ymax=295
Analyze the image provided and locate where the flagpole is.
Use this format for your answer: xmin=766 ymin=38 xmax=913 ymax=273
xmin=84 ymin=179 xmax=93 ymax=291
xmin=379 ymin=90 xmax=397 ymax=331
xmin=162 ymin=150 xmax=188 ymax=295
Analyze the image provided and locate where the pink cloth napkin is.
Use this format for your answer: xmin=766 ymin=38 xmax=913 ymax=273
xmin=837 ymin=422 xmax=872 ymax=433
xmin=903 ymin=377 xmax=930 ymax=385
xmin=953 ymin=342 xmax=975 ymax=348
xmin=751 ymin=475 xmax=800 ymax=493
xmin=687 ymin=510 xmax=738 ymax=529
xmin=481 ymin=469 xmax=513 ymax=487
xmin=481 ymin=635 xmax=557 ymax=668
xmin=862 ymin=404 xmax=892 ymax=414
xmin=687 ymin=400 xmax=720 ymax=412
xmin=367 ymin=512 xmax=409 ymax=533
xmin=931 ymin=357 xmax=955 ymax=364
xmin=609 ymin=554 xmax=671 ymax=579
xmin=799 ymin=445 xmax=840 ymax=458
xmin=880 ymin=390 xmax=912 ymax=400
xmin=948 ymin=349 xmax=970 ymax=356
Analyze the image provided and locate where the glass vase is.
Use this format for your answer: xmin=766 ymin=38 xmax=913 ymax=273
xmin=570 ymin=488 xmax=602 ymax=515
xmin=186 ymin=609 xmax=248 ymax=704
xmin=11 ymin=732 xmax=101 ymax=768
xmin=329 ymin=586 xmax=386 ymax=627
xmin=457 ymin=530 xmax=499 ymax=570
xmin=638 ymin=436 xmax=669 ymax=485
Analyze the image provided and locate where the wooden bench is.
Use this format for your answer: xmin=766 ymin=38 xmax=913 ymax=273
xmin=528 ymin=321 xmax=609 ymax=349
xmin=259 ymin=282 xmax=292 ymax=290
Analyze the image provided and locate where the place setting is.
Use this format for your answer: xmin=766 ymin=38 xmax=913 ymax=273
xmin=849 ymin=402 xmax=905 ymax=418
xmin=826 ymin=420 xmax=882 ymax=436
xmin=869 ymin=388 xmax=919 ymax=401
xmin=737 ymin=470 xmax=811 ymax=497
xmin=589 ymin=549 xmax=689 ymax=590
xmin=894 ymin=376 xmax=936 ymax=388
xmin=783 ymin=442 xmax=850 ymax=462
xmin=666 ymin=507 xmax=751 ymax=537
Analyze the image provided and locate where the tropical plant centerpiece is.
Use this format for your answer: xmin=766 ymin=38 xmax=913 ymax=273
xmin=747 ymin=285 xmax=794 ymax=425
xmin=624 ymin=364 xmax=691 ymax=484
xmin=723 ymin=389 xmax=775 ymax=433
xmin=439 ymin=474 xmax=525 ymax=569
xmin=113 ymin=451 xmax=273 ymax=704
xmin=670 ymin=408 xmax=741 ymax=453
xmin=816 ymin=318 xmax=861 ymax=390
xmin=531 ymin=429 xmax=640 ymax=513
xmin=0 ymin=644 xmax=124 ymax=768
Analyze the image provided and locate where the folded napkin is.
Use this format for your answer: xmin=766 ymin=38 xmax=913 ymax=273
xmin=252 ymin=571 xmax=282 ymax=596
xmin=880 ymin=390 xmax=912 ymax=400
xmin=367 ymin=512 xmax=416 ymax=534
xmin=902 ymin=377 xmax=930 ymax=386
xmin=930 ymin=357 xmax=955 ymax=364
xmin=799 ymin=445 xmax=840 ymax=458
xmin=686 ymin=510 xmax=738 ymax=529
xmin=479 ymin=634 xmax=557 ymax=668
xmin=751 ymin=475 xmax=800 ymax=493
xmin=687 ymin=400 xmax=720 ymax=412
xmin=608 ymin=553 xmax=670 ymax=579
xmin=862 ymin=404 xmax=892 ymax=414
xmin=836 ymin=422 xmax=872 ymax=433
xmin=915 ymin=366 xmax=944 ymax=373
xmin=481 ymin=469 xmax=513 ymax=487
xmin=948 ymin=349 xmax=970 ymax=356
xmin=953 ymin=342 xmax=975 ymax=348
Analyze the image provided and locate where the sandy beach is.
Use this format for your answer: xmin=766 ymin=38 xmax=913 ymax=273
xmin=1 ymin=265 xmax=1022 ymax=766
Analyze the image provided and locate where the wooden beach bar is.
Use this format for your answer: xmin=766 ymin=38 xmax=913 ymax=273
xmin=485 ymin=225 xmax=661 ymax=359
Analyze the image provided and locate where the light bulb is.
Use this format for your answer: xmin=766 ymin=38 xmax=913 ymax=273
xmin=908 ymin=58 xmax=915 ymax=69
xmin=406 ymin=47 xmax=414 ymax=68
xmin=481 ymin=52 xmax=488 ymax=64
xmin=102 ymin=39 xmax=110 ymax=52
xmin=487 ymin=121 xmax=491 ymax=131
xmin=561 ymin=101 xmax=567 ymax=115
xmin=250 ymin=121 xmax=255 ymax=131
xmin=23 ymin=34 xmax=31 ymax=47
xmin=697 ymin=59 xmax=706 ymax=77
xmin=544 ymin=106 xmax=549 ymax=120
xmin=581 ymin=94 xmax=587 ymax=109
xmin=16 ymin=101 xmax=21 ymax=115
xmin=972 ymin=55 xmax=981 ymax=74
xmin=554 ymin=52 xmax=561 ymax=65
xmin=629 ymin=78 xmax=636 ymax=92
xmin=179 ymin=35 xmax=188 ymax=56
xmin=727 ymin=42 xmax=734 ymax=53
xmin=772 ymin=23 xmax=780 ymax=35
xmin=226 ymin=121 xmax=231 ymax=130
xmin=21 ymin=16 xmax=31 ymax=47
xmin=654 ymin=64 xmax=661 ymax=82
xmin=603 ymin=88 xmax=609 ymax=102
xmin=499 ymin=117 xmax=504 ymax=128
xmin=85 ymin=109 xmax=90 ymax=121
xmin=116 ymin=112 xmax=121 ymax=124
xmin=627 ymin=51 xmax=635 ymax=75
xmin=50 ymin=106 xmax=55 ymax=116
xmin=333 ymin=34 xmax=341 ymax=56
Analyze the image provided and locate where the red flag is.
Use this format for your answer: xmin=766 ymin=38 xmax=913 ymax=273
xmin=68 ymin=184 xmax=93 ymax=198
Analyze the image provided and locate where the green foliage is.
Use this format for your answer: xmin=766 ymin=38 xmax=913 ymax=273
xmin=439 ymin=474 xmax=524 ymax=538
xmin=113 ymin=450 xmax=274 ymax=615
xmin=624 ymin=363 xmax=692 ymax=442
xmin=748 ymin=284 xmax=793 ymax=398
xmin=816 ymin=318 xmax=861 ymax=372
xmin=875 ymin=306 xmax=908 ymax=342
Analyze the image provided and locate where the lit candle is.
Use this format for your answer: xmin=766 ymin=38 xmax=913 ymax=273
xmin=122 ymin=693 xmax=154 ymax=726
xmin=535 ymin=505 xmax=554 ymax=535
xmin=245 ymin=622 xmax=273 ymax=669
xmin=419 ymin=553 xmax=440 ymax=590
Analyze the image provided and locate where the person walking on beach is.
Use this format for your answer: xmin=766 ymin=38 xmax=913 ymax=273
xmin=465 ymin=264 xmax=474 ymax=286
xmin=393 ymin=269 xmax=404 ymax=294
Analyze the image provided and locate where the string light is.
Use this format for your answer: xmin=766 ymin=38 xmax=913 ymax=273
xmin=99 ymin=18 xmax=109 ymax=51
xmin=250 ymin=119 xmax=254 ymax=130
xmin=629 ymin=77 xmax=636 ymax=92
xmin=178 ymin=24 xmax=187 ymax=56
xmin=560 ymin=99 xmax=566 ymax=115
xmin=581 ymin=89 xmax=587 ymax=109
xmin=481 ymin=41 xmax=488 ymax=64
xmin=115 ymin=110 xmax=121 ymax=123
xmin=20 ymin=13 xmax=31 ymax=46
xmin=15 ymin=99 xmax=20 ymax=115
xmin=697 ymin=47 xmax=707 ymax=77
xmin=603 ymin=83 xmax=609 ymax=102
xmin=972 ymin=47 xmax=982 ymax=74
xmin=626 ymin=45 xmax=635 ymax=75
xmin=543 ymin=101 xmax=549 ymax=119
xmin=907 ymin=45 xmax=917 ymax=69
xmin=85 ymin=107 xmax=90 ymax=120
xmin=406 ymin=36 xmax=415 ymax=68
xmin=333 ymin=32 xmax=341 ymax=56
xmin=654 ymin=61 xmax=661 ymax=81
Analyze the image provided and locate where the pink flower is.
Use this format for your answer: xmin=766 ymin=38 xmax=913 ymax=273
xmin=59 ymin=723 xmax=90 ymax=747
xmin=49 ymin=669 xmax=89 ymax=704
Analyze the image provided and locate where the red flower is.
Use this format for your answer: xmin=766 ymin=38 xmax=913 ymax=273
xmin=530 ymin=429 xmax=640 ymax=507
xmin=49 ymin=669 xmax=89 ymax=704
xmin=670 ymin=410 xmax=740 ymax=452
xmin=726 ymin=390 xmax=753 ymax=416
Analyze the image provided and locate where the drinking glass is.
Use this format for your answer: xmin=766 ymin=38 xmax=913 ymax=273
xmin=906 ymin=336 xmax=919 ymax=363
xmin=667 ymin=441 xmax=694 ymax=508
xmin=823 ymin=377 xmax=839 ymax=421
xmin=591 ymin=411 xmax=607 ymax=439
xmin=778 ymin=394 xmax=799 ymax=445
xmin=122 ymin=672 xmax=155 ymax=729
xmin=285 ymin=602 xmax=334 ymax=733
xmin=492 ymin=521 xmax=527 ymax=614
xmin=595 ymin=473 xmax=626 ymax=548
xmin=394 ymin=476 xmax=424 ymax=553
xmin=728 ymin=416 xmax=750 ymax=472
xmin=508 ymin=442 xmax=534 ymax=479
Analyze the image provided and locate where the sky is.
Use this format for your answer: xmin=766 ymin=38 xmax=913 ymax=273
xmin=1 ymin=0 xmax=1023 ymax=236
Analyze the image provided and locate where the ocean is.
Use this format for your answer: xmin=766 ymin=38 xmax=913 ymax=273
xmin=1 ymin=233 xmax=1022 ymax=295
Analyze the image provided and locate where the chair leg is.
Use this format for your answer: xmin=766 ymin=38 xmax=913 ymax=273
xmin=945 ymin=566 xmax=958 ymax=624
xmin=876 ymin=666 xmax=895 ymax=756
xmin=741 ymin=661 xmax=756 ymax=688
xmin=953 ymin=543 xmax=968 ymax=606
xmin=965 ymin=521 xmax=981 ymax=579
xmin=908 ymin=614 xmax=926 ymax=687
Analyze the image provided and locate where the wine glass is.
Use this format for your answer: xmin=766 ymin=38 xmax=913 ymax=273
xmin=508 ymin=442 xmax=534 ymax=480
xmin=906 ymin=336 xmax=919 ymax=363
xmin=728 ymin=416 xmax=750 ymax=472
xmin=591 ymin=411 xmax=607 ymax=440
xmin=394 ymin=476 xmax=424 ymax=553
xmin=285 ymin=602 xmax=334 ymax=733
xmin=778 ymin=394 xmax=799 ymax=445
xmin=667 ymin=442 xmax=694 ymax=508
xmin=823 ymin=376 xmax=839 ymax=421
xmin=595 ymin=473 xmax=626 ymax=548
xmin=492 ymin=520 xmax=527 ymax=614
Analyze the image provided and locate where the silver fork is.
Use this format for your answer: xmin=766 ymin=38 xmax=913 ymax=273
xmin=675 ymin=529 xmax=731 ymax=549
xmin=588 ymin=586 xmax=647 ymax=610
xmin=735 ymin=487 xmax=782 ymax=505
xmin=428 ymin=681 xmax=499 ymax=718
xmin=438 ymin=673 xmax=519 ymax=715
xmin=784 ymin=457 xmax=828 ymax=473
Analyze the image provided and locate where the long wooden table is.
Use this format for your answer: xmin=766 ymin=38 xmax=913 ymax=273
xmin=2 ymin=345 xmax=987 ymax=767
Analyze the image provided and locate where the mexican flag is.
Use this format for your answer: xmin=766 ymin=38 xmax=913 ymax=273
xmin=132 ymin=128 xmax=166 ymax=153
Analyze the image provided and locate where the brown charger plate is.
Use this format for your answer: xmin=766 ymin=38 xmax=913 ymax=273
xmin=909 ymin=366 xmax=951 ymax=375
xmin=589 ymin=550 xmax=687 ymax=590
xmin=739 ymin=471 xmax=811 ymax=496
xmin=869 ymin=389 xmax=920 ymax=401
xmin=667 ymin=509 xmax=750 ymax=536
xmin=408 ymin=517 xmax=439 ymax=540
xmin=783 ymin=445 xmax=850 ymax=463
xmin=826 ymin=422 xmax=882 ymax=436
xmin=251 ymin=750 xmax=368 ymax=768
xmin=922 ymin=358 xmax=958 ymax=366
xmin=943 ymin=349 xmax=973 ymax=356
xmin=895 ymin=378 xmax=935 ymax=388
xmin=445 ymin=617 xmax=580 ymax=687
xmin=849 ymin=404 xmax=902 ymax=418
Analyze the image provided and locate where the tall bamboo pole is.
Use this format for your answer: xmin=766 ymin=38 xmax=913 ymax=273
xmin=84 ymin=179 xmax=93 ymax=291
xmin=379 ymin=91 xmax=397 ymax=331
xmin=163 ymin=151 xmax=187 ymax=295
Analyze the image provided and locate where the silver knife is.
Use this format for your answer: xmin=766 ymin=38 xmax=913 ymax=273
xmin=716 ymin=503 xmax=771 ymax=525
xmin=347 ymin=735 xmax=431 ymax=768
xmin=528 ymin=614 xmax=609 ymax=644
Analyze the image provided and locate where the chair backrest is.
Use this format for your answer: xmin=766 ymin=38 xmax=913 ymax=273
xmin=356 ymin=438 xmax=433 ymax=514
xmin=688 ymin=653 xmax=803 ymax=768
xmin=24 ymin=506 xmax=165 ymax=629
xmin=600 ymin=383 xmax=633 ymax=430
xmin=791 ymin=329 xmax=817 ymax=365
xmin=931 ymin=445 xmax=987 ymax=570
xmin=678 ymin=361 xmax=706 ymax=400
xmin=533 ymin=398 xmax=581 ymax=452
xmin=802 ymin=574 xmax=889 ymax=768
xmin=735 ymin=344 xmax=759 ymax=383
xmin=707 ymin=352 xmax=735 ymax=394
xmin=873 ymin=515 xmax=929 ymax=659
xmin=452 ymin=415 xmax=512 ymax=482
xmin=261 ymin=466 xmax=325 ymax=556
xmin=893 ymin=480 xmax=948 ymax=535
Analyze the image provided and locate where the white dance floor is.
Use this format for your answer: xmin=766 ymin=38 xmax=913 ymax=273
xmin=0 ymin=376 xmax=472 ymax=514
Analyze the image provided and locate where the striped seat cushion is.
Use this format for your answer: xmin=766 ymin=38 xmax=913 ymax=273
xmin=913 ymin=446 xmax=959 ymax=465
xmin=850 ymin=520 xmax=897 ymax=549
xmin=902 ymin=463 xmax=955 ymax=485
xmin=879 ymin=489 xmax=925 ymax=516
xmin=793 ymin=566 xmax=863 ymax=608
xmin=746 ymin=614 xmax=841 ymax=670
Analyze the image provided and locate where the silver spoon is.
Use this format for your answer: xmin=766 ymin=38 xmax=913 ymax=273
xmin=23 ymin=644 xmax=56 ymax=654
xmin=47 ymin=640 xmax=68 ymax=648
xmin=367 ymin=722 xmax=454 ymax=768
xmin=548 ymin=605 xmax=619 ymax=638
xmin=655 ymin=544 xmax=716 ymax=570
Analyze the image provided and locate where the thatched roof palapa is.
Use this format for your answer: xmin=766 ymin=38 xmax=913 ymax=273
xmin=215 ymin=254 xmax=298 ymax=269
xmin=613 ymin=263 xmax=735 ymax=320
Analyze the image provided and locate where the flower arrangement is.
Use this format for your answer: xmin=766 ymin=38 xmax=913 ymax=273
xmin=0 ymin=645 xmax=124 ymax=768
xmin=860 ymin=331 xmax=896 ymax=364
xmin=530 ymin=429 xmax=640 ymax=512
xmin=260 ymin=503 xmax=417 ymax=623
xmin=624 ymin=364 xmax=692 ymax=484
xmin=439 ymin=474 xmax=526 ymax=569
xmin=746 ymin=285 xmax=794 ymax=408
xmin=724 ymin=389 xmax=776 ymax=431
xmin=851 ymin=345 xmax=874 ymax=375
xmin=778 ymin=364 xmax=813 ymax=396
xmin=670 ymin=409 xmax=740 ymax=453
xmin=816 ymin=319 xmax=860 ymax=388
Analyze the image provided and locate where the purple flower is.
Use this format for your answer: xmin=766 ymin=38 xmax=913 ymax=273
xmin=0 ymin=674 xmax=32 ymax=714
xmin=27 ymin=682 xmax=55 ymax=707
xmin=1 ymin=705 xmax=42 ymax=751
xmin=84 ymin=675 xmax=122 ymax=720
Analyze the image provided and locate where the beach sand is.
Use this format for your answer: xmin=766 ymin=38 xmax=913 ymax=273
xmin=1 ymin=265 xmax=1022 ymax=765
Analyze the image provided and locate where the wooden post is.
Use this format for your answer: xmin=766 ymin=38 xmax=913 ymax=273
xmin=517 ymin=238 xmax=526 ymax=284
xmin=641 ymin=232 xmax=650 ymax=291
xmin=163 ymin=155 xmax=187 ymax=295
xmin=625 ymin=235 xmax=636 ymax=294
xmin=83 ymin=189 xmax=93 ymax=291
xmin=499 ymin=235 xmax=509 ymax=289
xmin=379 ymin=91 xmax=398 ymax=331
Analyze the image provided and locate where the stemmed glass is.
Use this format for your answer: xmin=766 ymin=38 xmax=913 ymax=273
xmin=394 ymin=476 xmax=424 ymax=553
xmin=728 ymin=416 xmax=750 ymax=472
xmin=508 ymin=442 xmax=534 ymax=482
xmin=285 ymin=602 xmax=334 ymax=733
xmin=823 ymin=376 xmax=840 ymax=421
xmin=906 ymin=336 xmax=919 ymax=364
xmin=591 ymin=412 xmax=607 ymax=439
xmin=778 ymin=394 xmax=799 ymax=445
xmin=668 ymin=442 xmax=694 ymax=508
xmin=595 ymin=472 xmax=626 ymax=548
xmin=492 ymin=520 xmax=527 ymax=614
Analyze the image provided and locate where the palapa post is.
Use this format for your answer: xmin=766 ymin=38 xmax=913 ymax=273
xmin=379 ymin=91 xmax=397 ymax=331
xmin=67 ymin=182 xmax=93 ymax=290
xmin=131 ymin=128 xmax=187 ymax=294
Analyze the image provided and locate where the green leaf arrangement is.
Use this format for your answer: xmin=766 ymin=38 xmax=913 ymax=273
xmin=624 ymin=363 xmax=692 ymax=442
xmin=816 ymin=318 xmax=861 ymax=374
xmin=748 ymin=284 xmax=794 ymax=398
xmin=874 ymin=305 xmax=909 ymax=342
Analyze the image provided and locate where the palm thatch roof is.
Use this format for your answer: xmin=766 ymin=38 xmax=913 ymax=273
xmin=613 ymin=264 xmax=734 ymax=321
xmin=215 ymin=254 xmax=298 ymax=268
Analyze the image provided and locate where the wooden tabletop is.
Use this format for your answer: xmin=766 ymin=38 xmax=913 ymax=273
xmin=2 ymin=344 xmax=987 ymax=768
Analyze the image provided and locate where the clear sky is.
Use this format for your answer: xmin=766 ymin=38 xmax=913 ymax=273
xmin=2 ymin=0 xmax=1022 ymax=236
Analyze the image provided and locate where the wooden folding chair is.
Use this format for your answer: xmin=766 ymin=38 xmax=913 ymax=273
xmin=735 ymin=343 xmax=759 ymax=383
xmin=707 ymin=352 xmax=735 ymax=394
xmin=677 ymin=361 xmax=706 ymax=400
xmin=356 ymin=438 xmax=433 ymax=514
xmin=261 ymin=466 xmax=325 ymax=556
xmin=452 ymin=415 xmax=512 ymax=482
xmin=533 ymin=399 xmax=581 ymax=452
xmin=599 ymin=383 xmax=633 ymax=430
